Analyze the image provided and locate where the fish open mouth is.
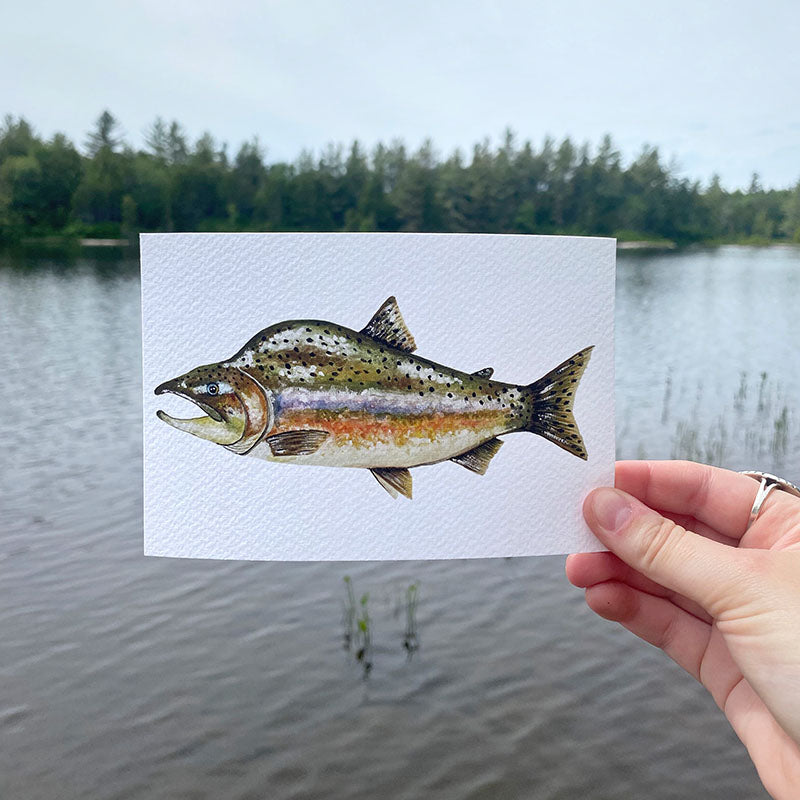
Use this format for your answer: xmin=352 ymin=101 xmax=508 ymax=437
xmin=155 ymin=382 xmax=244 ymax=445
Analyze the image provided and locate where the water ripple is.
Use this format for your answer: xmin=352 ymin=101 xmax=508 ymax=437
xmin=0 ymin=248 xmax=785 ymax=799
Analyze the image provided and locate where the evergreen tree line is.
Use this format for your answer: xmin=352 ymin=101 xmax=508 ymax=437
xmin=2 ymin=111 xmax=799 ymax=244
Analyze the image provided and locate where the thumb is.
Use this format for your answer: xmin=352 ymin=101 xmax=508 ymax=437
xmin=583 ymin=487 xmax=744 ymax=614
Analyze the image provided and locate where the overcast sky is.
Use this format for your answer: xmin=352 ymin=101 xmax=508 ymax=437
xmin=4 ymin=0 xmax=799 ymax=188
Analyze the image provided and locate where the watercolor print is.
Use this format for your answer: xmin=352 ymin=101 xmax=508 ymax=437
xmin=155 ymin=296 xmax=593 ymax=499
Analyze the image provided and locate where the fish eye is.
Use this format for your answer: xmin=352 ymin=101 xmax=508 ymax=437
xmin=207 ymin=383 xmax=219 ymax=396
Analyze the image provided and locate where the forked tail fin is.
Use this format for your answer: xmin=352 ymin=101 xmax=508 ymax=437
xmin=523 ymin=346 xmax=594 ymax=460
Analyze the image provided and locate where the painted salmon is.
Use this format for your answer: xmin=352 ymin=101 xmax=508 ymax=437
xmin=155 ymin=297 xmax=593 ymax=498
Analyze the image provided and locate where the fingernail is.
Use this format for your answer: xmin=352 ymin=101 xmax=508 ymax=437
xmin=588 ymin=488 xmax=633 ymax=534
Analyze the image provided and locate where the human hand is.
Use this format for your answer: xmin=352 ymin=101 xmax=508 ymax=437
xmin=566 ymin=460 xmax=800 ymax=800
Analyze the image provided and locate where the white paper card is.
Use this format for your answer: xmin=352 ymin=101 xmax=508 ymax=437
xmin=142 ymin=233 xmax=614 ymax=560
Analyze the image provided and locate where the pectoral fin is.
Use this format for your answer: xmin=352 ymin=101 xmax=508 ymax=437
xmin=450 ymin=438 xmax=503 ymax=475
xmin=370 ymin=467 xmax=413 ymax=499
xmin=266 ymin=429 xmax=329 ymax=456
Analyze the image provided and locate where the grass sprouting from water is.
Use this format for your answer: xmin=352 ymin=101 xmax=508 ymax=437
xmin=342 ymin=576 xmax=372 ymax=677
xmin=620 ymin=369 xmax=798 ymax=473
xmin=341 ymin=577 xmax=421 ymax=677
xmin=667 ymin=371 xmax=797 ymax=470
xmin=403 ymin=583 xmax=419 ymax=660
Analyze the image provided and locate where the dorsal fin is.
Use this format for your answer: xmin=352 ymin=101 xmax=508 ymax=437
xmin=450 ymin=438 xmax=503 ymax=475
xmin=471 ymin=367 xmax=494 ymax=379
xmin=370 ymin=467 xmax=413 ymax=499
xmin=361 ymin=296 xmax=416 ymax=353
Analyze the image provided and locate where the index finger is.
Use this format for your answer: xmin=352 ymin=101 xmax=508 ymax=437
xmin=615 ymin=460 xmax=759 ymax=541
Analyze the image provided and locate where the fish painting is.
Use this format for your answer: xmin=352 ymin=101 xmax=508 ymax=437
xmin=155 ymin=297 xmax=593 ymax=499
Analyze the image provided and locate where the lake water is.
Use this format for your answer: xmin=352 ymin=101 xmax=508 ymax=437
xmin=2 ymin=244 xmax=798 ymax=799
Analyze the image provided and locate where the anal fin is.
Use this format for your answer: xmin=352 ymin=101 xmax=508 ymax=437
xmin=266 ymin=429 xmax=329 ymax=456
xmin=450 ymin=438 xmax=503 ymax=475
xmin=371 ymin=467 xmax=412 ymax=499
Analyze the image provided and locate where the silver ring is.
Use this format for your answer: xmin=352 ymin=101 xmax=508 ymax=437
xmin=739 ymin=471 xmax=800 ymax=532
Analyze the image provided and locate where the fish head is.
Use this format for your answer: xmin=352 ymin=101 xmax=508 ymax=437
xmin=155 ymin=363 xmax=272 ymax=453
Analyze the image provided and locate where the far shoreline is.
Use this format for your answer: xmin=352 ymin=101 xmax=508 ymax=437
xmin=3 ymin=234 xmax=798 ymax=254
